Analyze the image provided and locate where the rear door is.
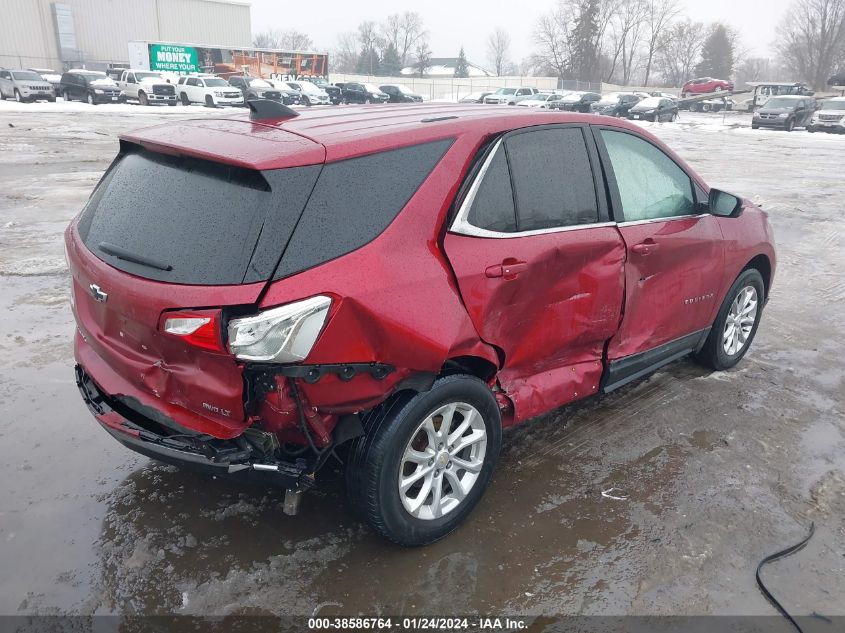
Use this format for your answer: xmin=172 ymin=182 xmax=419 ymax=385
xmin=593 ymin=126 xmax=724 ymax=365
xmin=444 ymin=125 xmax=626 ymax=419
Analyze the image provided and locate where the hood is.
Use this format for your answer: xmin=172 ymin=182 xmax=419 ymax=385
xmin=631 ymin=103 xmax=656 ymax=112
xmin=813 ymin=108 xmax=845 ymax=117
xmin=138 ymin=77 xmax=168 ymax=85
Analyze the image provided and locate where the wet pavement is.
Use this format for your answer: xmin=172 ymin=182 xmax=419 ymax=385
xmin=0 ymin=108 xmax=843 ymax=618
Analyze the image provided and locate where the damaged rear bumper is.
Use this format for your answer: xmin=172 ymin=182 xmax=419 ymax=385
xmin=75 ymin=364 xmax=311 ymax=489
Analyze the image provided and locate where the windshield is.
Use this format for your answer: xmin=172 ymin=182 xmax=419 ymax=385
xmin=390 ymin=84 xmax=413 ymax=94
xmin=637 ymin=97 xmax=662 ymax=108
xmin=135 ymin=72 xmax=163 ymax=81
xmin=12 ymin=71 xmax=43 ymax=81
xmin=765 ymin=97 xmax=799 ymax=109
xmin=495 ymin=88 xmax=517 ymax=95
xmin=90 ymin=77 xmax=118 ymax=87
xmin=204 ymin=78 xmax=228 ymax=87
xmin=563 ymin=92 xmax=585 ymax=101
xmin=299 ymin=81 xmax=323 ymax=93
xmin=249 ymin=79 xmax=272 ymax=88
xmin=598 ymin=94 xmax=620 ymax=104
xmin=364 ymin=83 xmax=383 ymax=93
xmin=822 ymin=100 xmax=845 ymax=111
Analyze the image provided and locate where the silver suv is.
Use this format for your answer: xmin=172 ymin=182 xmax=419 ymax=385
xmin=0 ymin=69 xmax=56 ymax=102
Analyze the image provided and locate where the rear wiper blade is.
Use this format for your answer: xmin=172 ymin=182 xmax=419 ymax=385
xmin=98 ymin=242 xmax=173 ymax=271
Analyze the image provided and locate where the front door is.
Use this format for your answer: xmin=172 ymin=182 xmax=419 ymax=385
xmin=444 ymin=125 xmax=626 ymax=421
xmin=593 ymin=127 xmax=724 ymax=365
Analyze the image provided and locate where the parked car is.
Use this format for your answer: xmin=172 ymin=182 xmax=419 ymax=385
xmin=28 ymin=68 xmax=62 ymax=93
xmin=67 ymin=104 xmax=775 ymax=546
xmin=483 ymin=87 xmax=539 ymax=105
xmin=59 ymin=70 xmax=124 ymax=104
xmin=681 ymin=77 xmax=733 ymax=96
xmin=176 ymin=75 xmax=244 ymax=107
xmin=0 ymin=69 xmax=56 ymax=102
xmin=117 ymin=69 xmax=177 ymax=106
xmin=828 ymin=72 xmax=845 ymax=86
xmin=517 ymin=93 xmax=566 ymax=108
xmin=264 ymin=80 xmax=304 ymax=105
xmin=744 ymin=82 xmax=814 ymax=112
xmin=807 ymin=97 xmax=845 ymax=133
xmin=337 ymin=82 xmax=389 ymax=104
xmin=627 ymin=97 xmax=678 ymax=122
xmin=286 ymin=80 xmax=331 ymax=106
xmin=458 ymin=91 xmax=492 ymax=103
xmin=380 ymin=84 xmax=424 ymax=103
xmin=591 ymin=92 xmax=641 ymax=117
xmin=689 ymin=96 xmax=735 ymax=112
xmin=309 ymin=77 xmax=342 ymax=104
xmin=228 ymin=76 xmax=288 ymax=104
xmin=550 ymin=91 xmax=601 ymax=112
xmin=751 ymin=95 xmax=816 ymax=131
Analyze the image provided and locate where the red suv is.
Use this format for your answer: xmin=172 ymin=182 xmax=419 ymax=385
xmin=67 ymin=102 xmax=775 ymax=545
xmin=681 ymin=77 xmax=734 ymax=96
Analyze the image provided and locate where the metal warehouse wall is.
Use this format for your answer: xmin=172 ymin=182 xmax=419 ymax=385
xmin=0 ymin=0 xmax=251 ymax=71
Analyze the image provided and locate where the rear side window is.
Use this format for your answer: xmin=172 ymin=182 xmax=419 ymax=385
xmin=274 ymin=139 xmax=453 ymax=280
xmin=505 ymin=127 xmax=599 ymax=230
xmin=78 ymin=149 xmax=321 ymax=285
xmin=467 ymin=145 xmax=517 ymax=233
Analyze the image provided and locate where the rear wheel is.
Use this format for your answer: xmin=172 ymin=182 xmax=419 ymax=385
xmin=695 ymin=269 xmax=765 ymax=370
xmin=346 ymin=375 xmax=502 ymax=546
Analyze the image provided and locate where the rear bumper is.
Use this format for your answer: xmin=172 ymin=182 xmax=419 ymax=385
xmin=75 ymin=364 xmax=310 ymax=488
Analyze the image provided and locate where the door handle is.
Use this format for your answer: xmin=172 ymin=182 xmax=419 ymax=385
xmin=631 ymin=240 xmax=658 ymax=256
xmin=485 ymin=260 xmax=528 ymax=279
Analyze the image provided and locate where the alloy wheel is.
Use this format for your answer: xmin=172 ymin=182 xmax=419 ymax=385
xmin=398 ymin=402 xmax=487 ymax=520
xmin=722 ymin=286 xmax=758 ymax=356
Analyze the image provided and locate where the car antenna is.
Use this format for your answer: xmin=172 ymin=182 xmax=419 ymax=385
xmin=247 ymin=99 xmax=300 ymax=121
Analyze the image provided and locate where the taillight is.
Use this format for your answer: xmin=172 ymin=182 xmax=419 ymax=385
xmin=227 ymin=296 xmax=331 ymax=363
xmin=160 ymin=310 xmax=226 ymax=353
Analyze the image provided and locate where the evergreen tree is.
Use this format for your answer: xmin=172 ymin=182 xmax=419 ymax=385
xmin=454 ymin=47 xmax=470 ymax=78
xmin=381 ymin=42 xmax=402 ymax=76
xmin=695 ymin=24 xmax=736 ymax=79
xmin=570 ymin=0 xmax=600 ymax=81
xmin=356 ymin=47 xmax=381 ymax=76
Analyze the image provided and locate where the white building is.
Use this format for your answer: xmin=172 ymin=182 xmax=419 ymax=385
xmin=0 ymin=0 xmax=251 ymax=72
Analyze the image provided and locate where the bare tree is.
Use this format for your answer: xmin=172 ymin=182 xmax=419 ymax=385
xmin=777 ymin=0 xmax=845 ymax=89
xmin=604 ymin=0 xmax=648 ymax=84
xmin=253 ymin=29 xmax=315 ymax=50
xmin=534 ymin=7 xmax=572 ymax=78
xmin=380 ymin=11 xmax=426 ymax=69
xmin=486 ymin=28 xmax=512 ymax=76
xmin=655 ymin=19 xmax=706 ymax=87
xmin=332 ymin=32 xmax=360 ymax=74
xmin=735 ymin=57 xmax=771 ymax=87
xmin=414 ymin=39 xmax=432 ymax=77
xmin=641 ymin=0 xmax=680 ymax=86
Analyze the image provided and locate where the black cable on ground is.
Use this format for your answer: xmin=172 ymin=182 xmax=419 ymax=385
xmin=755 ymin=521 xmax=816 ymax=633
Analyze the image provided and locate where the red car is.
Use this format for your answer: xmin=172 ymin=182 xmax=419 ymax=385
xmin=67 ymin=101 xmax=775 ymax=545
xmin=681 ymin=77 xmax=734 ymax=96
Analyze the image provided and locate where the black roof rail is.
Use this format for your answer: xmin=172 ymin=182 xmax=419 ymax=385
xmin=247 ymin=99 xmax=300 ymax=121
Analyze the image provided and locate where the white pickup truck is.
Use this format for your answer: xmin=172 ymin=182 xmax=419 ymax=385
xmin=117 ymin=69 xmax=177 ymax=106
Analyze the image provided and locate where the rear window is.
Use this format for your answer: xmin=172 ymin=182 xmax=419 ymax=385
xmin=77 ymin=148 xmax=321 ymax=285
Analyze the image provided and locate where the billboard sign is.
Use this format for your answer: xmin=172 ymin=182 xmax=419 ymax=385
xmin=130 ymin=41 xmax=328 ymax=79
xmin=149 ymin=44 xmax=200 ymax=73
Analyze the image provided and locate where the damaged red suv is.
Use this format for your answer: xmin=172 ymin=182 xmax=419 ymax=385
xmin=67 ymin=101 xmax=775 ymax=545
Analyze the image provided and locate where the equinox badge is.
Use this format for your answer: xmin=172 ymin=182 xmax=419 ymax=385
xmin=89 ymin=284 xmax=108 ymax=303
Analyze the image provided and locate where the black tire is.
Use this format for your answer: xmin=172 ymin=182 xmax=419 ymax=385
xmin=807 ymin=126 xmax=815 ymax=133
xmin=138 ymin=91 xmax=148 ymax=106
xmin=87 ymin=92 xmax=96 ymax=106
xmin=181 ymin=92 xmax=190 ymax=105
xmin=62 ymin=90 xmax=71 ymax=102
xmin=695 ymin=268 xmax=765 ymax=371
xmin=205 ymin=94 xmax=215 ymax=108
xmin=304 ymin=96 xmax=311 ymax=107
xmin=48 ymin=96 xmax=56 ymax=102
xmin=346 ymin=375 xmax=502 ymax=546
xmin=14 ymin=89 xmax=24 ymax=103
xmin=751 ymin=124 xmax=759 ymax=130
xmin=785 ymin=118 xmax=795 ymax=132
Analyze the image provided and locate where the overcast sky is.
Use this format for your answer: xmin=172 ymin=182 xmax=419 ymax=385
xmin=249 ymin=0 xmax=792 ymax=70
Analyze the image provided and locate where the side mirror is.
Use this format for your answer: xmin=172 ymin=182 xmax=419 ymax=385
xmin=709 ymin=188 xmax=743 ymax=217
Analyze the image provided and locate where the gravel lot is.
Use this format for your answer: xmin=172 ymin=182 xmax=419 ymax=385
xmin=0 ymin=103 xmax=843 ymax=619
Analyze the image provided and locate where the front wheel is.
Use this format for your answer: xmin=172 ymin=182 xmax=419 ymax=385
xmin=138 ymin=91 xmax=148 ymax=106
xmin=87 ymin=92 xmax=95 ymax=105
xmin=205 ymin=94 xmax=215 ymax=108
xmin=785 ymin=118 xmax=795 ymax=132
xmin=180 ymin=92 xmax=190 ymax=105
xmin=346 ymin=375 xmax=502 ymax=546
xmin=14 ymin=89 xmax=24 ymax=102
xmin=695 ymin=269 xmax=765 ymax=370
xmin=62 ymin=90 xmax=70 ymax=102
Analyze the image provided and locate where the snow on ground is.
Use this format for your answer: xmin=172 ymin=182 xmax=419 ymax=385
xmin=0 ymin=97 xmax=246 ymax=115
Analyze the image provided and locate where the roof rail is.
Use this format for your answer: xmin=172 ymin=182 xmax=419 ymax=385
xmin=247 ymin=99 xmax=300 ymax=121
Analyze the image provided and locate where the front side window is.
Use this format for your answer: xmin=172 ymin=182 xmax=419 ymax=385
xmin=599 ymin=129 xmax=695 ymax=222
